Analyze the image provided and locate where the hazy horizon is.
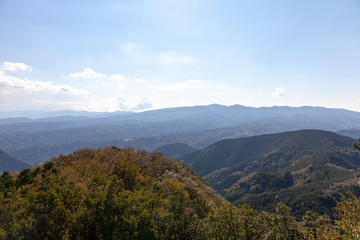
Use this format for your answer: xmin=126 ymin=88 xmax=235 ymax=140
xmin=2 ymin=103 xmax=360 ymax=113
xmin=1 ymin=1 xmax=360 ymax=112
xmin=1 ymin=103 xmax=360 ymax=120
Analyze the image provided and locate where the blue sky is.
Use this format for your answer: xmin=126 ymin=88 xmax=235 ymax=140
xmin=1 ymin=0 xmax=360 ymax=112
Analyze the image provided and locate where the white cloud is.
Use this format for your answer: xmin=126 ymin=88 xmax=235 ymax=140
xmin=68 ymin=68 xmax=129 ymax=92
xmin=159 ymin=51 xmax=195 ymax=65
xmin=0 ymin=70 xmax=90 ymax=111
xmin=2 ymin=61 xmax=32 ymax=72
xmin=109 ymin=74 xmax=125 ymax=81
xmin=135 ymin=78 xmax=143 ymax=83
xmin=69 ymin=68 xmax=105 ymax=79
xmin=117 ymin=83 xmax=126 ymax=90
xmin=117 ymin=95 xmax=152 ymax=111
xmin=0 ymin=65 xmax=153 ymax=112
xmin=0 ymin=74 xmax=87 ymax=96
xmin=119 ymin=43 xmax=138 ymax=53
xmin=81 ymin=95 xmax=152 ymax=112
xmin=271 ymin=87 xmax=285 ymax=97
xmin=109 ymin=74 xmax=126 ymax=90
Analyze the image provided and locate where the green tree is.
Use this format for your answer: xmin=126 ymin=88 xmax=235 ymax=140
xmin=333 ymin=192 xmax=360 ymax=239
xmin=20 ymin=175 xmax=84 ymax=239
xmin=354 ymin=139 xmax=360 ymax=151
xmin=260 ymin=203 xmax=303 ymax=240
xmin=329 ymin=141 xmax=360 ymax=239
xmin=208 ymin=203 xmax=264 ymax=240
xmin=300 ymin=210 xmax=340 ymax=240
xmin=0 ymin=171 xmax=14 ymax=194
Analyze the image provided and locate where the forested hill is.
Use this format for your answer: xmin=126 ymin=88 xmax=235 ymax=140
xmin=182 ymin=130 xmax=360 ymax=217
xmin=182 ymin=129 xmax=357 ymax=176
xmin=0 ymin=147 xmax=223 ymax=239
xmin=1 ymin=145 xmax=360 ymax=239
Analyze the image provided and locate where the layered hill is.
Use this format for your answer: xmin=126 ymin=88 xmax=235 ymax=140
xmin=181 ymin=130 xmax=360 ymax=217
xmin=1 ymin=104 xmax=360 ymax=166
xmin=337 ymin=128 xmax=360 ymax=139
xmin=155 ymin=143 xmax=196 ymax=159
xmin=2 ymin=105 xmax=360 ymax=135
xmin=0 ymin=148 xmax=31 ymax=173
xmin=10 ymin=127 xmax=249 ymax=165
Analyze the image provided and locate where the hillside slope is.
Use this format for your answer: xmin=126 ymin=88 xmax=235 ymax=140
xmin=0 ymin=148 xmax=31 ymax=173
xmin=155 ymin=143 xmax=196 ymax=159
xmin=182 ymin=130 xmax=360 ymax=217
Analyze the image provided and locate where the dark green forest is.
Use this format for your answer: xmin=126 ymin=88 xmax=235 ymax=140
xmin=0 ymin=142 xmax=360 ymax=239
xmin=182 ymin=130 xmax=360 ymax=218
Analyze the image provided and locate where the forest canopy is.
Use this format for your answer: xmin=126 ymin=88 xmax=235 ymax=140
xmin=0 ymin=145 xmax=360 ymax=239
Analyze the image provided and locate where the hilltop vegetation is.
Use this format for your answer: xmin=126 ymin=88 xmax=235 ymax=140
xmin=0 ymin=147 xmax=222 ymax=239
xmin=1 ymin=146 xmax=360 ymax=239
xmin=182 ymin=130 xmax=360 ymax=217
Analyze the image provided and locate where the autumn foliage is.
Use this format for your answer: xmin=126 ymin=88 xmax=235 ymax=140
xmin=0 ymin=145 xmax=360 ymax=239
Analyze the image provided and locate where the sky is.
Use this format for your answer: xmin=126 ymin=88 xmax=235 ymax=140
xmin=1 ymin=0 xmax=360 ymax=112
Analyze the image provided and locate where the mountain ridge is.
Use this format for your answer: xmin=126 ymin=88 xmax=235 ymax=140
xmin=1 ymin=104 xmax=359 ymax=168
xmin=0 ymin=148 xmax=32 ymax=173
xmin=181 ymin=129 xmax=360 ymax=217
xmin=1 ymin=104 xmax=360 ymax=134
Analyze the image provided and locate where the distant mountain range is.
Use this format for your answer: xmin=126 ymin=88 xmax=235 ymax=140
xmin=1 ymin=104 xmax=359 ymax=172
xmin=181 ymin=129 xmax=360 ymax=218
xmin=1 ymin=104 xmax=360 ymax=134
